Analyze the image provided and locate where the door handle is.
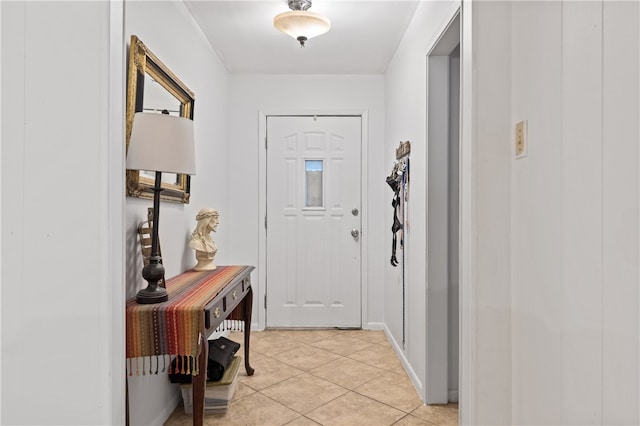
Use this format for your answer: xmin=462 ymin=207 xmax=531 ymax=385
xmin=351 ymin=229 xmax=359 ymax=238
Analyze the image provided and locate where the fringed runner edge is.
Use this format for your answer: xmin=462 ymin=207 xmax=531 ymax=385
xmin=125 ymin=266 xmax=250 ymax=376
xmin=127 ymin=354 xmax=201 ymax=377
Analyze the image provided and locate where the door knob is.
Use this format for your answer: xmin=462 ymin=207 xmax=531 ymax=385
xmin=351 ymin=229 xmax=359 ymax=238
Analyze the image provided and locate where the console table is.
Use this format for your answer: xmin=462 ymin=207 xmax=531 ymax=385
xmin=126 ymin=265 xmax=255 ymax=426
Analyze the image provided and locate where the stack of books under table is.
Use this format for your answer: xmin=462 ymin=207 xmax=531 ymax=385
xmin=181 ymin=356 xmax=242 ymax=414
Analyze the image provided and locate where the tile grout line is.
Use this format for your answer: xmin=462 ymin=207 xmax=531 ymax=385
xmin=250 ymin=336 xmax=411 ymax=424
xmin=166 ymin=330 xmax=457 ymax=426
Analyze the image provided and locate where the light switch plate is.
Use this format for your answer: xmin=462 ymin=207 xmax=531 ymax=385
xmin=515 ymin=120 xmax=528 ymax=158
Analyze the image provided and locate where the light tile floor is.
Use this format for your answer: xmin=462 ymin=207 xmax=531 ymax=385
xmin=165 ymin=329 xmax=458 ymax=426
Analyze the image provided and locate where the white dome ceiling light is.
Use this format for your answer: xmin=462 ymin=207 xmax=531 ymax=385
xmin=273 ymin=0 xmax=330 ymax=47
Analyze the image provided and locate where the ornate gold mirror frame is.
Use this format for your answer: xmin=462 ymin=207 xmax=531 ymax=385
xmin=126 ymin=35 xmax=195 ymax=203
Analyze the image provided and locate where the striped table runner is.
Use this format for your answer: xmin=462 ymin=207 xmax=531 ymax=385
xmin=126 ymin=265 xmax=249 ymax=376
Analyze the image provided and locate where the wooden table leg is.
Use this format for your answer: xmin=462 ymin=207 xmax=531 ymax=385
xmin=243 ymin=287 xmax=255 ymax=376
xmin=192 ymin=334 xmax=208 ymax=426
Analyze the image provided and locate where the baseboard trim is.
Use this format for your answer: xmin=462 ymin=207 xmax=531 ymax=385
xmin=383 ymin=325 xmax=424 ymax=400
xmin=365 ymin=322 xmax=385 ymax=330
xmin=448 ymin=389 xmax=459 ymax=402
xmin=156 ymin=388 xmax=181 ymax=426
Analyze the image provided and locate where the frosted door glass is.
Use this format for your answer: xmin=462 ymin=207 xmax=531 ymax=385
xmin=305 ymin=160 xmax=323 ymax=208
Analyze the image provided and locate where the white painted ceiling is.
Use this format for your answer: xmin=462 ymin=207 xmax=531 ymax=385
xmin=184 ymin=0 xmax=420 ymax=74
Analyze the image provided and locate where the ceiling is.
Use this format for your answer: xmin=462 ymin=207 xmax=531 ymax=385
xmin=183 ymin=0 xmax=420 ymax=74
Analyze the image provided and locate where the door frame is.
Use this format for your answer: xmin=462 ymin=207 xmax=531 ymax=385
xmin=425 ymin=9 xmax=461 ymax=405
xmin=257 ymin=109 xmax=369 ymax=330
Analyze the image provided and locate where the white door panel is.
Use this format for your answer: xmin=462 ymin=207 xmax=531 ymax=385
xmin=266 ymin=116 xmax=361 ymax=327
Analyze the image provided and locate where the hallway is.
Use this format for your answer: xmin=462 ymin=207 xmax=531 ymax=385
xmin=165 ymin=329 xmax=458 ymax=425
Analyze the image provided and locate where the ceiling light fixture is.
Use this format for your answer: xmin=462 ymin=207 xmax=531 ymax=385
xmin=273 ymin=0 xmax=330 ymax=47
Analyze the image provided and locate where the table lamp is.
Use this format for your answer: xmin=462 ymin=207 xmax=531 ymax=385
xmin=126 ymin=112 xmax=196 ymax=304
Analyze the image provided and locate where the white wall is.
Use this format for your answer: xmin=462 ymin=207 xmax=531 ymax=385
xmin=1 ymin=2 xmax=125 ymax=424
xmin=384 ymin=0 xmax=461 ymax=400
xmin=1 ymin=3 xmax=3 ymax=421
xmin=227 ymin=74 xmax=386 ymax=330
xmin=509 ymin=1 xmax=640 ymax=424
xmin=509 ymin=2 xmax=562 ymax=422
xmin=466 ymin=1 xmax=514 ymax=423
xmin=464 ymin=1 xmax=640 ymax=424
xmin=124 ymin=2 xmax=231 ymax=425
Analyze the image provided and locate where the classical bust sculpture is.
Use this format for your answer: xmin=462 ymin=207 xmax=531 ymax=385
xmin=189 ymin=208 xmax=219 ymax=271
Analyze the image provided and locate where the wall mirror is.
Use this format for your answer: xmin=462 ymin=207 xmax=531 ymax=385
xmin=126 ymin=35 xmax=195 ymax=203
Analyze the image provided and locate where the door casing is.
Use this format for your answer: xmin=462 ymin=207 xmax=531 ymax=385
xmin=265 ymin=115 xmax=362 ymax=327
xmin=426 ymin=10 xmax=461 ymax=404
xmin=257 ymin=109 xmax=370 ymax=331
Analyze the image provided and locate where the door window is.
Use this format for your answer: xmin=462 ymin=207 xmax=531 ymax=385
xmin=304 ymin=160 xmax=324 ymax=208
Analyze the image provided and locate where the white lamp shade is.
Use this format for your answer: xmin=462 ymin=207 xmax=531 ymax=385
xmin=273 ymin=11 xmax=330 ymax=41
xmin=127 ymin=112 xmax=196 ymax=175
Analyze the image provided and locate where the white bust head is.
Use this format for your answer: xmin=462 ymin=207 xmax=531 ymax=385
xmin=189 ymin=208 xmax=219 ymax=271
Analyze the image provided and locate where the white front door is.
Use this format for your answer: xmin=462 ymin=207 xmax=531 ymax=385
xmin=266 ymin=116 xmax=362 ymax=328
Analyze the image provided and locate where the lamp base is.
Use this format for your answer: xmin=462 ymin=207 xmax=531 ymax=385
xmin=136 ymin=285 xmax=168 ymax=304
xmin=137 ymin=173 xmax=168 ymax=305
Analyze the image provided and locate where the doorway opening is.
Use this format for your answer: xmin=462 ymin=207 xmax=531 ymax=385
xmin=426 ymin=11 xmax=460 ymax=404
